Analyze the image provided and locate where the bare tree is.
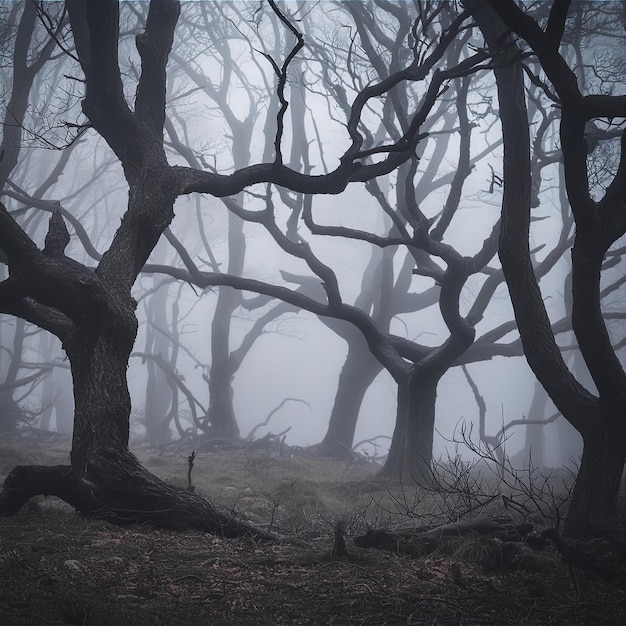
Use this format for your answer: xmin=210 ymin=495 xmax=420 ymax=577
xmin=140 ymin=1 xmax=590 ymax=479
xmin=472 ymin=0 xmax=626 ymax=538
xmin=0 ymin=0 xmax=462 ymax=532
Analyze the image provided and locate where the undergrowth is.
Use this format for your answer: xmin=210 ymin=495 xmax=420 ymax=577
xmin=1 ymin=437 xmax=624 ymax=625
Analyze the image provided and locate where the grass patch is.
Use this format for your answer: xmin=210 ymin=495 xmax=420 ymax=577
xmin=1 ymin=439 xmax=625 ymax=625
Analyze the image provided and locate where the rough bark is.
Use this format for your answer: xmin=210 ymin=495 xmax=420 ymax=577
xmin=381 ymin=369 xmax=442 ymax=481
xmin=474 ymin=0 xmax=626 ymax=539
xmin=1 ymin=0 xmax=443 ymax=533
xmin=0 ymin=451 xmax=270 ymax=538
xmin=0 ymin=1 xmax=263 ymax=536
xmin=0 ymin=201 xmax=270 ymax=538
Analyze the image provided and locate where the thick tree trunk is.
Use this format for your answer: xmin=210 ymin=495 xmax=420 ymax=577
xmin=379 ymin=369 xmax=440 ymax=482
xmin=404 ymin=368 xmax=440 ymax=482
xmin=566 ymin=237 xmax=626 ymax=538
xmin=66 ymin=295 xmax=137 ymax=471
xmin=0 ymin=299 xmax=267 ymax=538
xmin=475 ymin=0 xmax=626 ymax=539
xmin=0 ymin=184 xmax=265 ymax=537
xmin=566 ymin=408 xmax=626 ymax=537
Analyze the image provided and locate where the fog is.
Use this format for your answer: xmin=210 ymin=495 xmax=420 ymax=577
xmin=1 ymin=0 xmax=624 ymax=477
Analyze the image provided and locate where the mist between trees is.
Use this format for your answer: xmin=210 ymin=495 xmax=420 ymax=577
xmin=0 ymin=0 xmax=624 ymax=541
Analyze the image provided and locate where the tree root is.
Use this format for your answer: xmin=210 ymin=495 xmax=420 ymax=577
xmin=0 ymin=449 xmax=273 ymax=540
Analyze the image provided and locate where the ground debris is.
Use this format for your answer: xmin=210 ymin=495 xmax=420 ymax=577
xmin=2 ymin=513 xmax=625 ymax=625
xmin=1 ymin=446 xmax=625 ymax=625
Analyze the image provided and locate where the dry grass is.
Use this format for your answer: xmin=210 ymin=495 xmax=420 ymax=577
xmin=1 ymin=437 xmax=625 ymax=625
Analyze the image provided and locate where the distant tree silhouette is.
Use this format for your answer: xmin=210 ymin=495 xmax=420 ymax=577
xmin=0 ymin=0 xmax=467 ymax=532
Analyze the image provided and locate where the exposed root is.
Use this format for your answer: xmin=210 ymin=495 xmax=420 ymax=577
xmin=0 ymin=449 xmax=274 ymax=540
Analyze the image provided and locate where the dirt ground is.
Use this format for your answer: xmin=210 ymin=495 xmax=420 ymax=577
xmin=1 ymin=438 xmax=625 ymax=625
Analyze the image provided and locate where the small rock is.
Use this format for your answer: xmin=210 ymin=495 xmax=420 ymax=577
xmin=64 ymin=559 xmax=81 ymax=571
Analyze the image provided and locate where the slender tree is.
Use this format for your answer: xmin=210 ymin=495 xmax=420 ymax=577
xmin=472 ymin=0 xmax=626 ymax=538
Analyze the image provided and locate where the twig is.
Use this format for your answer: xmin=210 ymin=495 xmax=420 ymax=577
xmin=187 ymin=451 xmax=196 ymax=493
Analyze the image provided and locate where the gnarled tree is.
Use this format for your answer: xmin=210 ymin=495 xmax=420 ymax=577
xmin=0 ymin=0 xmax=455 ymax=532
xmin=472 ymin=0 xmax=626 ymax=539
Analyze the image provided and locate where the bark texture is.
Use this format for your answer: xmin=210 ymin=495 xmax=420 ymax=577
xmin=473 ymin=0 xmax=626 ymax=539
xmin=0 ymin=451 xmax=270 ymax=537
xmin=0 ymin=0 xmax=440 ymax=532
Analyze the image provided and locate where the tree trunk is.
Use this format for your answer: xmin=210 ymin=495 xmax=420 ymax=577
xmin=37 ymin=331 xmax=55 ymax=431
xmin=566 ymin=409 xmax=626 ymax=536
xmin=379 ymin=368 xmax=440 ymax=482
xmin=317 ymin=331 xmax=382 ymax=457
xmin=208 ymin=324 xmax=239 ymax=439
xmin=205 ymin=136 xmax=249 ymax=440
xmin=65 ymin=294 xmax=137 ymax=470
xmin=519 ymin=380 xmax=549 ymax=467
xmin=565 ymin=236 xmax=626 ymax=537
xmin=404 ymin=367 xmax=440 ymax=482
xmin=207 ymin=284 xmax=240 ymax=439
xmin=378 ymin=376 xmax=410 ymax=478
xmin=0 ymin=170 xmax=266 ymax=537
xmin=0 ymin=319 xmax=26 ymax=433
xmin=475 ymin=0 xmax=626 ymax=539
xmin=0 ymin=289 xmax=267 ymax=538
xmin=144 ymin=280 xmax=175 ymax=444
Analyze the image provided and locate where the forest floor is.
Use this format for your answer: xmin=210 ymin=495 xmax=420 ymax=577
xmin=1 ymin=435 xmax=625 ymax=625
